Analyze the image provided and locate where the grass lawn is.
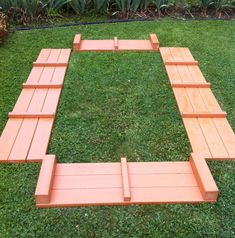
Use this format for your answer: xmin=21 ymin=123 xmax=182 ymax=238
xmin=0 ymin=20 xmax=235 ymax=237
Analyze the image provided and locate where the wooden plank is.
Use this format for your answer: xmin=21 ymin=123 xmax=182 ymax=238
xmin=35 ymin=155 xmax=56 ymax=204
xmin=165 ymin=65 xmax=181 ymax=83
xmin=36 ymin=49 xmax=51 ymax=62
xmin=58 ymin=49 xmax=71 ymax=64
xmin=198 ymin=118 xmax=229 ymax=159
xmin=165 ymin=61 xmax=198 ymax=66
xmin=120 ymin=158 xmax=131 ymax=201
xmin=27 ymin=119 xmax=54 ymax=162
xmin=37 ymin=187 xmax=204 ymax=208
xmin=173 ymin=88 xmax=194 ymax=113
xmin=55 ymin=161 xmax=192 ymax=176
xmin=149 ymin=34 xmax=159 ymax=50
xmin=8 ymin=119 xmax=38 ymax=162
xmin=47 ymin=49 xmax=61 ymax=63
xmin=42 ymin=89 xmax=61 ymax=114
xmin=23 ymin=83 xmax=63 ymax=89
xmin=73 ymin=34 xmax=82 ymax=51
xmin=183 ymin=118 xmax=211 ymax=157
xmin=9 ymin=112 xmax=55 ymax=119
xmin=114 ymin=37 xmax=118 ymax=50
xmin=52 ymin=173 xmax=197 ymax=190
xmin=33 ymin=62 xmax=67 ymax=67
xmin=171 ymin=82 xmax=211 ymax=88
xmin=213 ymin=118 xmax=235 ymax=159
xmin=182 ymin=112 xmax=227 ymax=118
xmin=0 ymin=119 xmax=23 ymax=162
xmin=190 ymin=153 xmax=218 ymax=201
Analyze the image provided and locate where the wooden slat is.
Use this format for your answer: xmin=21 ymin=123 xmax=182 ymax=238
xmin=9 ymin=112 xmax=55 ymax=119
xmin=171 ymin=82 xmax=211 ymax=88
xmin=27 ymin=119 xmax=54 ymax=162
xmin=0 ymin=119 xmax=23 ymax=162
xmin=121 ymin=158 xmax=131 ymax=201
xmin=35 ymin=155 xmax=56 ymax=204
xmin=190 ymin=153 xmax=218 ymax=201
xmin=23 ymin=83 xmax=63 ymax=89
xmin=33 ymin=62 xmax=67 ymax=67
xmin=183 ymin=118 xmax=211 ymax=157
xmin=149 ymin=34 xmax=159 ymax=50
xmin=198 ymin=118 xmax=229 ymax=159
xmin=114 ymin=37 xmax=118 ymax=50
xmin=182 ymin=112 xmax=227 ymax=118
xmin=7 ymin=119 xmax=38 ymax=162
xmin=165 ymin=61 xmax=198 ymax=66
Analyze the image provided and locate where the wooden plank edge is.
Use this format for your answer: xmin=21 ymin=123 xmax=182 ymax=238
xmin=165 ymin=61 xmax=198 ymax=66
xmin=35 ymin=155 xmax=56 ymax=204
xmin=171 ymin=82 xmax=211 ymax=88
xmin=23 ymin=83 xmax=63 ymax=89
xmin=9 ymin=112 xmax=55 ymax=119
xmin=33 ymin=62 xmax=67 ymax=67
xmin=73 ymin=34 xmax=82 ymax=51
xmin=114 ymin=37 xmax=118 ymax=50
xmin=190 ymin=153 xmax=218 ymax=201
xmin=182 ymin=112 xmax=227 ymax=118
xmin=120 ymin=157 xmax=131 ymax=201
xmin=149 ymin=34 xmax=159 ymax=50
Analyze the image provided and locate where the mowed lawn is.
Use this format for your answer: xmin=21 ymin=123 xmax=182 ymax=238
xmin=0 ymin=20 xmax=235 ymax=237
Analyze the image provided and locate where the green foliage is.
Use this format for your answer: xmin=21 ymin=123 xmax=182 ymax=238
xmin=69 ymin=0 xmax=86 ymax=14
xmin=0 ymin=12 xmax=8 ymax=45
xmin=152 ymin=0 xmax=173 ymax=11
xmin=44 ymin=0 xmax=71 ymax=11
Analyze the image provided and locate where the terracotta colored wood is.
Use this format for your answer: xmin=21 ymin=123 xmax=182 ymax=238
xmin=73 ymin=34 xmax=81 ymax=51
xmin=36 ymin=158 xmax=207 ymax=207
xmin=171 ymin=82 xmax=211 ymax=88
xmin=33 ymin=62 xmax=67 ymax=67
xmin=182 ymin=118 xmax=212 ymax=158
xmin=182 ymin=112 xmax=227 ymax=118
xmin=73 ymin=35 xmax=159 ymax=52
xmin=165 ymin=61 xmax=198 ymax=66
xmin=149 ymin=34 xmax=159 ymax=50
xmin=121 ymin=158 xmax=131 ymax=201
xmin=190 ymin=153 xmax=218 ymax=201
xmin=23 ymin=83 xmax=63 ymax=89
xmin=8 ymin=112 xmax=55 ymax=119
xmin=27 ymin=119 xmax=54 ymax=162
xmin=0 ymin=48 xmax=71 ymax=163
xmin=35 ymin=155 xmax=56 ymax=204
xmin=114 ymin=37 xmax=118 ymax=50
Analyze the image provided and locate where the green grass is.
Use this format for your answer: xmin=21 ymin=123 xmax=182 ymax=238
xmin=0 ymin=20 xmax=235 ymax=237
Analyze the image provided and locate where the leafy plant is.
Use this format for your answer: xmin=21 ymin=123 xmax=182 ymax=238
xmin=152 ymin=0 xmax=173 ymax=15
xmin=69 ymin=0 xmax=86 ymax=13
xmin=0 ymin=12 xmax=8 ymax=45
xmin=44 ymin=0 xmax=71 ymax=11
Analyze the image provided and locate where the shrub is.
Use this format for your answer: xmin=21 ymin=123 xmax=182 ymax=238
xmin=0 ymin=12 xmax=8 ymax=45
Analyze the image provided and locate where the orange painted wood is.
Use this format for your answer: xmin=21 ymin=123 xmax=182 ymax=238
xmin=27 ymin=119 xmax=54 ymax=162
xmin=73 ymin=34 xmax=82 ymax=51
xmin=165 ymin=61 xmax=198 ymax=66
xmin=74 ymin=35 xmax=159 ymax=52
xmin=182 ymin=112 xmax=227 ymax=118
xmin=0 ymin=119 xmax=22 ymax=162
xmin=149 ymin=34 xmax=159 ymax=50
xmin=182 ymin=118 xmax=211 ymax=157
xmin=36 ymin=159 xmax=207 ymax=208
xmin=33 ymin=62 xmax=67 ymax=67
xmin=0 ymin=48 xmax=71 ymax=163
xmin=114 ymin=37 xmax=118 ymax=50
xmin=35 ymin=155 xmax=56 ymax=204
xmin=7 ymin=119 xmax=38 ymax=162
xmin=171 ymin=82 xmax=211 ymax=88
xmin=190 ymin=153 xmax=218 ymax=201
xmin=198 ymin=118 xmax=229 ymax=159
xmin=8 ymin=112 xmax=55 ymax=119
xmin=120 ymin=158 xmax=131 ymax=201
xmin=23 ymin=83 xmax=63 ymax=89
xmin=212 ymin=118 xmax=235 ymax=159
